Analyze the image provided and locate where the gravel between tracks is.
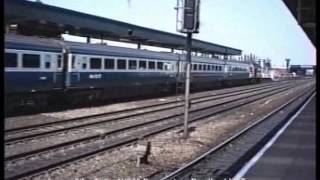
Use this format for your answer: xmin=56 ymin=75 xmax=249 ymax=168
xmin=5 ymin=81 xmax=294 ymax=158
xmin=5 ymin=81 xmax=284 ymax=130
xmin=27 ymin=80 xmax=314 ymax=180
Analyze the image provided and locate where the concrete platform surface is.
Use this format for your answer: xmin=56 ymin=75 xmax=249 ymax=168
xmin=243 ymin=94 xmax=316 ymax=180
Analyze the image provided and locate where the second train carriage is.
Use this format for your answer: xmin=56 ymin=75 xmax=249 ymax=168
xmin=4 ymin=34 xmax=257 ymax=108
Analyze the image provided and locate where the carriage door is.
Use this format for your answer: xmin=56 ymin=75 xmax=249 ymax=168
xmin=69 ymin=55 xmax=82 ymax=86
xmin=52 ymin=54 xmax=63 ymax=88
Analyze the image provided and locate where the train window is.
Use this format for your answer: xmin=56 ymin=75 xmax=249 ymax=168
xmin=44 ymin=54 xmax=51 ymax=69
xmin=193 ymin=64 xmax=198 ymax=71
xmin=82 ymin=63 xmax=87 ymax=69
xmin=207 ymin=65 xmax=211 ymax=71
xmin=117 ymin=59 xmax=126 ymax=69
xmin=199 ymin=64 xmax=203 ymax=71
xmin=57 ymin=55 xmax=62 ymax=68
xmin=157 ymin=62 xmax=163 ymax=70
xmin=90 ymin=58 xmax=102 ymax=69
xmin=148 ymin=61 xmax=155 ymax=70
xmin=211 ymin=65 xmax=215 ymax=71
xmin=164 ymin=63 xmax=171 ymax=71
xmin=5 ymin=53 xmax=17 ymax=68
xmin=22 ymin=54 xmax=40 ymax=68
xmin=45 ymin=62 xmax=51 ymax=69
xmin=129 ymin=60 xmax=137 ymax=70
xmin=71 ymin=55 xmax=76 ymax=69
xmin=218 ymin=66 xmax=222 ymax=71
xmin=104 ymin=58 xmax=115 ymax=69
xmin=139 ymin=60 xmax=147 ymax=70
xmin=204 ymin=64 xmax=207 ymax=71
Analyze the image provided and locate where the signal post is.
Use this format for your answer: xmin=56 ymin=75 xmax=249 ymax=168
xmin=176 ymin=0 xmax=200 ymax=138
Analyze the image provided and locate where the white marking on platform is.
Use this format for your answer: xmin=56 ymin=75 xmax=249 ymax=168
xmin=232 ymin=92 xmax=315 ymax=180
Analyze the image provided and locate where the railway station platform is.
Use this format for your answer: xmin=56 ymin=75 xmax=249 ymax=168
xmin=236 ymin=93 xmax=316 ymax=180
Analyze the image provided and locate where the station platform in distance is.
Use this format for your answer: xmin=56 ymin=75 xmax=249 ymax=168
xmin=236 ymin=93 xmax=316 ymax=180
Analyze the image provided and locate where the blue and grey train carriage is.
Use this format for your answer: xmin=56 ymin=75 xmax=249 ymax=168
xmin=5 ymin=34 xmax=257 ymax=108
xmin=62 ymin=40 xmax=178 ymax=102
xmin=5 ymin=35 xmax=64 ymax=108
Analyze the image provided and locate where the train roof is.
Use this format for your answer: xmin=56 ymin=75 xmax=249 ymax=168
xmin=64 ymin=41 xmax=179 ymax=61
xmin=5 ymin=34 xmax=62 ymax=53
xmin=5 ymin=34 xmax=179 ymax=61
xmin=5 ymin=34 xmax=251 ymax=66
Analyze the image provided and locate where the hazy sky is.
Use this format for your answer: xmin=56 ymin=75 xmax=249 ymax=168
xmin=35 ymin=0 xmax=316 ymax=67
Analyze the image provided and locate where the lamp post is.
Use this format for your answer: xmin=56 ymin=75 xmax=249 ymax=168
xmin=285 ymin=58 xmax=290 ymax=74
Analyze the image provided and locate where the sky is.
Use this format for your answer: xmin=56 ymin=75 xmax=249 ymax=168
xmin=34 ymin=0 xmax=316 ymax=67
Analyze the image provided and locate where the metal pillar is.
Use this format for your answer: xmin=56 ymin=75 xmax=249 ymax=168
xmin=137 ymin=43 xmax=141 ymax=49
xmin=183 ymin=32 xmax=192 ymax=138
xmin=86 ymin=36 xmax=91 ymax=43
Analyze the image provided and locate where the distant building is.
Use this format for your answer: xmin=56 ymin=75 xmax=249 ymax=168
xmin=255 ymin=59 xmax=271 ymax=78
xmin=290 ymin=65 xmax=316 ymax=76
xmin=270 ymin=68 xmax=290 ymax=81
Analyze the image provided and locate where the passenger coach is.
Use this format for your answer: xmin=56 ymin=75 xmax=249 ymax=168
xmin=5 ymin=34 xmax=256 ymax=109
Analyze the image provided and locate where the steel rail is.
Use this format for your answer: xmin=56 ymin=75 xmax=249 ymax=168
xmin=5 ymin=81 xmax=296 ymax=144
xmin=159 ymin=87 xmax=315 ymax=180
xmin=5 ymin=80 xmax=292 ymax=133
xmin=5 ymin=82 xmax=300 ymax=162
xmin=5 ymin=81 xmax=311 ymax=180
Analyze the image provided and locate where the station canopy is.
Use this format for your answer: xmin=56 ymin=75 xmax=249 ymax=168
xmin=282 ymin=0 xmax=315 ymax=47
xmin=5 ymin=0 xmax=241 ymax=56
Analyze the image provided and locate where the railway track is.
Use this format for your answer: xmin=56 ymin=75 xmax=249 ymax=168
xmin=4 ymin=79 xmax=314 ymax=180
xmin=5 ymin=81 xmax=300 ymax=156
xmin=5 ymin=80 xmax=295 ymax=144
xmin=5 ymin=80 xmax=292 ymax=132
xmin=158 ymin=86 xmax=315 ymax=180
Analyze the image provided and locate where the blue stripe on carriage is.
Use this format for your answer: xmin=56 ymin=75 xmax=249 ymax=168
xmin=68 ymin=71 xmax=177 ymax=88
xmin=5 ymin=71 xmax=63 ymax=93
